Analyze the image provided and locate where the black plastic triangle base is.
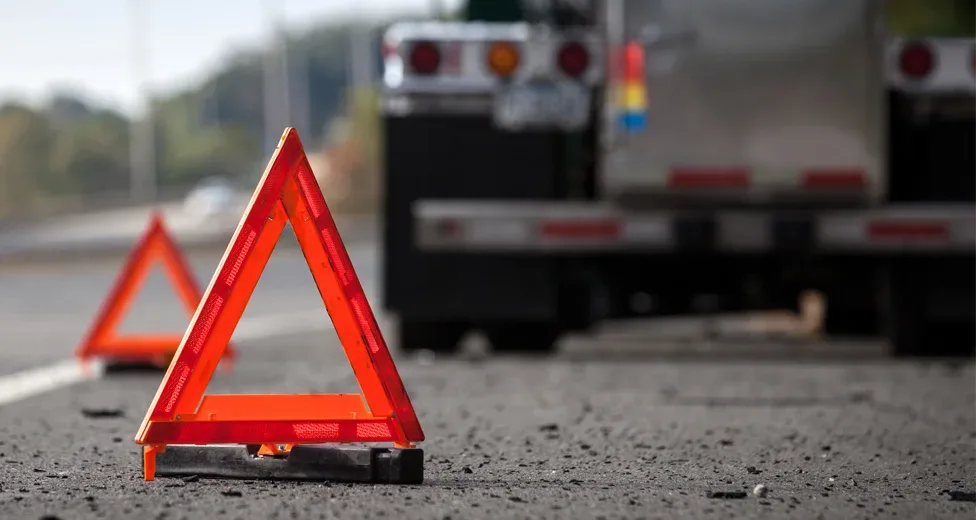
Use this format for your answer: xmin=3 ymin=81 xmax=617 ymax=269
xmin=147 ymin=445 xmax=424 ymax=484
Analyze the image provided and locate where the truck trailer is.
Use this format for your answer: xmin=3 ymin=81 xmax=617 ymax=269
xmin=380 ymin=0 xmax=975 ymax=357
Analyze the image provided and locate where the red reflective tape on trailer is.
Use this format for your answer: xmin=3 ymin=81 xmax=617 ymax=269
xmin=436 ymin=220 xmax=461 ymax=237
xmin=669 ymin=168 xmax=750 ymax=188
xmin=867 ymin=221 xmax=949 ymax=240
xmin=140 ymin=418 xmax=397 ymax=445
xmin=540 ymin=221 xmax=621 ymax=238
xmin=802 ymin=169 xmax=868 ymax=189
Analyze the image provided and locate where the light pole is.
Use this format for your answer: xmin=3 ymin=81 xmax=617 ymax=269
xmin=128 ymin=0 xmax=157 ymax=203
xmin=430 ymin=0 xmax=444 ymax=19
xmin=262 ymin=0 xmax=290 ymax=157
xmin=348 ymin=26 xmax=373 ymax=89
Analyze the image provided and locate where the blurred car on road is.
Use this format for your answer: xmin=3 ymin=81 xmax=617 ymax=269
xmin=183 ymin=176 xmax=238 ymax=219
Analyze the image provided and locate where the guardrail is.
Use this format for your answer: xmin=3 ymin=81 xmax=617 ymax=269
xmin=0 ymin=202 xmax=379 ymax=265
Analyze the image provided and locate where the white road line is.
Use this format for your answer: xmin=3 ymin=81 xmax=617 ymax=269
xmin=0 ymin=310 xmax=337 ymax=408
xmin=0 ymin=359 xmax=103 ymax=407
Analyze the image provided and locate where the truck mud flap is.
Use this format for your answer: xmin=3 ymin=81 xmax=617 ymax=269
xmin=383 ymin=114 xmax=565 ymax=321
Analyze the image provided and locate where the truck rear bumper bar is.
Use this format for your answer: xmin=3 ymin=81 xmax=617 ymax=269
xmin=414 ymin=200 xmax=976 ymax=254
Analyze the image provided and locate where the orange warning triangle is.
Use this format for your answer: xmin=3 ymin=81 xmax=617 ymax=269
xmin=75 ymin=212 xmax=237 ymax=367
xmin=135 ymin=128 xmax=424 ymax=481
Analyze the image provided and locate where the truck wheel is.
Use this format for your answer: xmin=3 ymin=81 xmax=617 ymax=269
xmin=397 ymin=320 xmax=468 ymax=355
xmin=824 ymin=306 xmax=881 ymax=338
xmin=484 ymin=322 xmax=562 ymax=355
xmin=890 ymin=307 xmax=976 ymax=357
xmin=821 ymin=272 xmax=883 ymax=338
xmin=887 ymin=262 xmax=975 ymax=358
xmin=887 ymin=267 xmax=925 ymax=357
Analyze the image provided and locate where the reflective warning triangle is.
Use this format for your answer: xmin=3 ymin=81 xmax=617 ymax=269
xmin=75 ymin=212 xmax=237 ymax=367
xmin=135 ymin=128 xmax=424 ymax=480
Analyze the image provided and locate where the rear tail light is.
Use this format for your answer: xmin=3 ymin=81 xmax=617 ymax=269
xmin=408 ymin=41 xmax=441 ymax=75
xmin=898 ymin=41 xmax=934 ymax=79
xmin=486 ymin=41 xmax=521 ymax=78
xmin=557 ymin=41 xmax=590 ymax=78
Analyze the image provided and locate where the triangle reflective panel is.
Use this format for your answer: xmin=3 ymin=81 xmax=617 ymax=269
xmin=75 ymin=212 xmax=237 ymax=368
xmin=135 ymin=128 xmax=424 ymax=481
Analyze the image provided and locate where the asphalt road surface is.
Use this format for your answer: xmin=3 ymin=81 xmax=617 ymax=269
xmin=0 ymin=237 xmax=973 ymax=519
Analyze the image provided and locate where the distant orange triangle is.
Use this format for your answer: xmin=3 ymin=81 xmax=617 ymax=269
xmin=135 ymin=128 xmax=424 ymax=481
xmin=75 ymin=212 xmax=237 ymax=367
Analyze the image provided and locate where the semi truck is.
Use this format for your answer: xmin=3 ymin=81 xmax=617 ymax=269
xmin=380 ymin=0 xmax=975 ymax=357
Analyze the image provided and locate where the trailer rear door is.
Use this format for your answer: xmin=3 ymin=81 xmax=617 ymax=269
xmin=601 ymin=0 xmax=884 ymax=206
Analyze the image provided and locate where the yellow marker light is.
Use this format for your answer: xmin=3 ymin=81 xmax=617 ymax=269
xmin=487 ymin=41 xmax=520 ymax=78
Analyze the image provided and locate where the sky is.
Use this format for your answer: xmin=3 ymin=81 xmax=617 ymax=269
xmin=0 ymin=0 xmax=463 ymax=115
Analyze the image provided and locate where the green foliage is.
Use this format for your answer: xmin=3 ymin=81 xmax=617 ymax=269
xmin=0 ymin=104 xmax=52 ymax=214
xmin=48 ymin=111 xmax=131 ymax=195
xmin=347 ymin=86 xmax=382 ymax=173
xmin=0 ymin=19 xmax=390 ymax=217
xmin=886 ymin=0 xmax=976 ymax=37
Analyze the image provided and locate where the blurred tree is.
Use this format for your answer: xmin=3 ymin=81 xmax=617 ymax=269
xmin=160 ymin=122 xmax=261 ymax=188
xmin=343 ymin=85 xmax=381 ymax=212
xmin=0 ymin=17 xmax=405 ymax=213
xmin=46 ymin=93 xmax=95 ymax=123
xmin=0 ymin=103 xmax=52 ymax=214
xmin=346 ymin=86 xmax=381 ymax=178
xmin=886 ymin=0 xmax=976 ymax=36
xmin=48 ymin=110 xmax=130 ymax=196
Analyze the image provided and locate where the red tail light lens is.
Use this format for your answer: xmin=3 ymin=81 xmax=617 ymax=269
xmin=409 ymin=41 xmax=441 ymax=75
xmin=557 ymin=41 xmax=589 ymax=78
xmin=899 ymin=41 xmax=934 ymax=79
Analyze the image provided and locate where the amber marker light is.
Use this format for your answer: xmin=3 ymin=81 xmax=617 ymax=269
xmin=487 ymin=41 xmax=521 ymax=78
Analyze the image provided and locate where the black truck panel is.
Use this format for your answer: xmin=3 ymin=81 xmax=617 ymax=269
xmin=382 ymin=114 xmax=563 ymax=322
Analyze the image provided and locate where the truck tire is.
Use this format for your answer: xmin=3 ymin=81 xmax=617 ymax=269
xmin=397 ymin=320 xmax=468 ymax=355
xmin=824 ymin=310 xmax=880 ymax=338
xmin=887 ymin=262 xmax=976 ymax=358
xmin=483 ymin=322 xmax=562 ymax=355
xmin=823 ymin=287 xmax=882 ymax=338
xmin=886 ymin=261 xmax=928 ymax=357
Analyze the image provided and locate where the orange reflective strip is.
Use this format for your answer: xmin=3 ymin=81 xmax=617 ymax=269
xmin=140 ymin=418 xmax=397 ymax=445
xmin=282 ymin=176 xmax=398 ymax=425
xmin=85 ymin=335 xmax=186 ymax=355
xmin=291 ymin=161 xmax=424 ymax=443
xmin=171 ymin=203 xmax=287 ymax=421
xmin=190 ymin=394 xmax=372 ymax=421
